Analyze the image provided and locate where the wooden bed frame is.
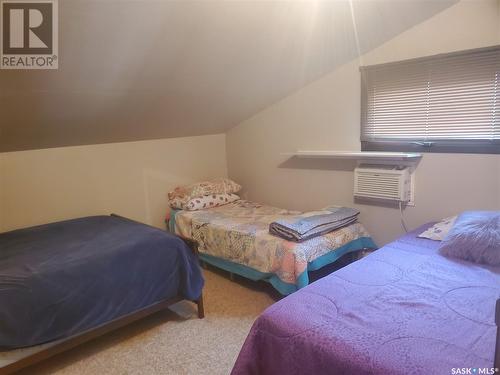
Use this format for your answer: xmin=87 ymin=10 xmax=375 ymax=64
xmin=0 ymin=236 xmax=204 ymax=375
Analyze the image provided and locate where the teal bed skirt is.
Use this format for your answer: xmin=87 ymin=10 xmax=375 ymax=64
xmin=169 ymin=209 xmax=377 ymax=295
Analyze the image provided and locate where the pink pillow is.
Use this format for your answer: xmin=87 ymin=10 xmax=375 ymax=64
xmin=168 ymin=178 xmax=241 ymax=209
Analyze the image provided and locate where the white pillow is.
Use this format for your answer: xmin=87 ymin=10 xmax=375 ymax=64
xmin=184 ymin=193 xmax=240 ymax=211
xmin=418 ymin=216 xmax=457 ymax=241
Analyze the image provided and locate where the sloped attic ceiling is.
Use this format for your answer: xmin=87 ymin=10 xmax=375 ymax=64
xmin=0 ymin=0 xmax=456 ymax=152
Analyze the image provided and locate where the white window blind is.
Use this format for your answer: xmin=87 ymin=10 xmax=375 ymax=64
xmin=360 ymin=46 xmax=500 ymax=154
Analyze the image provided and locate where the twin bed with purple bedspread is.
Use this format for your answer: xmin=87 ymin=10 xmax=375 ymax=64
xmin=232 ymin=224 xmax=500 ymax=374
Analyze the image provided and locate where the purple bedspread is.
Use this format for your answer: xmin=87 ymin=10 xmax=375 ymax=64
xmin=232 ymin=225 xmax=500 ymax=375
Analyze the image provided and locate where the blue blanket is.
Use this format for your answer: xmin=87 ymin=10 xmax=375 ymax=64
xmin=269 ymin=206 xmax=360 ymax=242
xmin=0 ymin=215 xmax=204 ymax=349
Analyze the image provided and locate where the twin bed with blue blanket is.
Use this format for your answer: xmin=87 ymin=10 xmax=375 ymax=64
xmin=0 ymin=215 xmax=204 ymax=373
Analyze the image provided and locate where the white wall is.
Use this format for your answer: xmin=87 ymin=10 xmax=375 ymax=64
xmin=0 ymin=134 xmax=227 ymax=232
xmin=226 ymin=0 xmax=500 ymax=246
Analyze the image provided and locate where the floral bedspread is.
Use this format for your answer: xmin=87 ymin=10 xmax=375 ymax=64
xmin=173 ymin=200 xmax=373 ymax=287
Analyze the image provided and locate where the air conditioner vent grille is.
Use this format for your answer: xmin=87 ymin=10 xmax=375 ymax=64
xmin=354 ymin=167 xmax=411 ymax=202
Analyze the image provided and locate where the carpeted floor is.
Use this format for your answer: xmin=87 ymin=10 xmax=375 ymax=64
xmin=18 ymin=269 xmax=279 ymax=375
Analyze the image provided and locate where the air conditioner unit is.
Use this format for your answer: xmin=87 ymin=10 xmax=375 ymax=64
xmin=354 ymin=166 xmax=411 ymax=203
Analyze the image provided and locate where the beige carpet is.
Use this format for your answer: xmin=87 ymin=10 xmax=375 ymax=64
xmin=18 ymin=269 xmax=279 ymax=375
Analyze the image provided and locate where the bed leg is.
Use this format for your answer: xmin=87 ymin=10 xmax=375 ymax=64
xmin=229 ymin=272 xmax=235 ymax=281
xmin=197 ymin=294 xmax=205 ymax=319
xmin=494 ymin=298 xmax=499 ymax=370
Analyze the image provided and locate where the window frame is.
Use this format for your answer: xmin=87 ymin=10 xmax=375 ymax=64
xmin=360 ymin=45 xmax=500 ymax=155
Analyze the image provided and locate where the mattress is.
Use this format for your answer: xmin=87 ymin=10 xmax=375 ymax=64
xmin=0 ymin=215 xmax=204 ymax=349
xmin=232 ymin=224 xmax=500 ymax=374
xmin=171 ymin=200 xmax=376 ymax=294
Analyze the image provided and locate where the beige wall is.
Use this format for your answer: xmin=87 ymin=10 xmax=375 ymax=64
xmin=0 ymin=134 xmax=227 ymax=232
xmin=227 ymin=0 xmax=500 ymax=246
xmin=498 ymin=0 xmax=500 ymax=40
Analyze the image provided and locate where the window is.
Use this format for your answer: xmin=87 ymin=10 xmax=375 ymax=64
xmin=360 ymin=46 xmax=500 ymax=154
